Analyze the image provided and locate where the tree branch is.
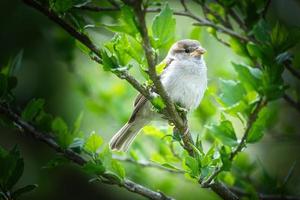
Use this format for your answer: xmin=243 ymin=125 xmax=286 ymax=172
xmin=201 ymin=98 xmax=267 ymax=188
xmin=283 ymin=94 xmax=300 ymax=113
xmin=22 ymin=0 xmax=101 ymax=58
xmin=0 ymin=103 xmax=174 ymax=200
xmin=285 ymin=62 xmax=300 ymax=80
xmin=23 ymin=0 xmax=153 ymax=104
xmin=230 ymin=186 xmax=300 ymax=200
xmin=75 ymin=4 xmax=250 ymax=43
xmin=114 ymin=156 xmax=185 ymax=174
xmin=129 ymin=1 xmax=195 ymax=156
xmin=262 ymin=0 xmax=272 ymax=18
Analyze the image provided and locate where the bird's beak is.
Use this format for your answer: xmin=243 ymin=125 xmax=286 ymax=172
xmin=191 ymin=47 xmax=206 ymax=57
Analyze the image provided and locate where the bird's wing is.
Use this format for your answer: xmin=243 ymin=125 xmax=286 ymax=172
xmin=129 ymin=94 xmax=147 ymax=123
xmin=128 ymin=58 xmax=174 ymax=123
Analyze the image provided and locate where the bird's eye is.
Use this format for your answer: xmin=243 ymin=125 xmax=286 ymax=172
xmin=185 ymin=49 xmax=190 ymax=53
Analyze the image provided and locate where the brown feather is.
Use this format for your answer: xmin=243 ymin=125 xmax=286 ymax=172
xmin=129 ymin=58 xmax=174 ymax=123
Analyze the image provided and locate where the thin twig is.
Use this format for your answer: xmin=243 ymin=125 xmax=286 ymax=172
xmin=22 ymin=0 xmax=101 ymax=58
xmin=201 ymin=98 xmax=267 ymax=188
xmin=285 ymin=62 xmax=300 ymax=80
xmin=114 ymin=156 xmax=185 ymax=174
xmin=283 ymin=94 xmax=300 ymax=113
xmin=180 ymin=0 xmax=188 ymax=12
xmin=130 ymin=1 xmax=195 ymax=156
xmin=75 ymin=4 xmax=250 ymax=43
xmin=0 ymin=103 xmax=174 ymax=200
xmin=262 ymin=0 xmax=272 ymax=18
xmin=23 ymin=0 xmax=153 ymax=104
xmin=230 ymin=186 xmax=300 ymax=200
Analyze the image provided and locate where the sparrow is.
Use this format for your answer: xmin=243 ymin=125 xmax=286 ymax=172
xmin=109 ymin=39 xmax=207 ymax=151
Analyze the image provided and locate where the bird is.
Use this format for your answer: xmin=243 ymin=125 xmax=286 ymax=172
xmin=109 ymin=39 xmax=207 ymax=151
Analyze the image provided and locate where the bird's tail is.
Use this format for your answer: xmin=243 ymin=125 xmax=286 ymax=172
xmin=109 ymin=121 xmax=146 ymax=151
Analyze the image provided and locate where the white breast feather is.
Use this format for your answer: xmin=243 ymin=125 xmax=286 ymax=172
xmin=161 ymin=58 xmax=207 ymax=110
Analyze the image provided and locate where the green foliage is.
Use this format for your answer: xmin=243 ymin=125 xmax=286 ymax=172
xmin=151 ymin=4 xmax=176 ymax=49
xmin=21 ymin=99 xmax=45 ymax=122
xmin=206 ymin=114 xmax=237 ymax=147
xmin=83 ymin=161 xmax=105 ymax=175
xmin=232 ymin=63 xmax=262 ymax=93
xmin=84 ymin=131 xmax=103 ymax=153
xmin=0 ymin=51 xmax=22 ymax=103
xmin=218 ymin=79 xmax=246 ymax=107
xmin=103 ymin=6 xmax=139 ymax=38
xmin=246 ymin=107 xmax=271 ymax=143
xmin=0 ymin=145 xmax=37 ymax=199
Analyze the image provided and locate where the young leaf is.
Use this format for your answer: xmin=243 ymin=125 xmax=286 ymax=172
xmin=71 ymin=112 xmax=84 ymax=137
xmin=151 ymin=96 xmax=166 ymax=110
xmin=100 ymin=49 xmax=119 ymax=71
xmin=184 ymin=155 xmax=200 ymax=178
xmin=42 ymin=156 xmax=69 ymax=170
xmin=218 ymin=79 xmax=246 ymax=107
xmin=252 ymin=19 xmax=271 ymax=43
xmin=111 ymin=160 xmax=126 ymax=179
xmin=0 ymin=146 xmax=24 ymax=190
xmin=232 ymin=63 xmax=262 ymax=92
xmin=49 ymin=0 xmax=73 ymax=13
xmin=83 ymin=161 xmax=105 ymax=175
xmin=104 ymin=6 xmax=139 ymax=37
xmin=9 ymin=50 xmax=23 ymax=75
xmin=21 ymin=99 xmax=45 ymax=122
xmin=52 ymin=117 xmax=72 ymax=148
xmin=151 ymin=4 xmax=176 ymax=48
xmin=84 ymin=132 xmax=103 ymax=153
xmin=247 ymin=107 xmax=271 ymax=143
xmin=229 ymin=38 xmax=248 ymax=57
xmin=206 ymin=116 xmax=237 ymax=147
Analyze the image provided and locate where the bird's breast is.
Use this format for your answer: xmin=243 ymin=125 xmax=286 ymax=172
xmin=161 ymin=60 xmax=207 ymax=110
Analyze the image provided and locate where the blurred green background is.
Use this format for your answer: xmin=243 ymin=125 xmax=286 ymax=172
xmin=1 ymin=0 xmax=300 ymax=199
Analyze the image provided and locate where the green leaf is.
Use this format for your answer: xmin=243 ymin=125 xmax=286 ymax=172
xmin=12 ymin=184 xmax=38 ymax=198
xmin=220 ymin=146 xmax=232 ymax=171
xmin=161 ymin=163 xmax=183 ymax=171
xmin=0 ymin=74 xmax=8 ymax=99
xmin=219 ymin=79 xmax=246 ymax=107
xmin=103 ymin=171 xmax=122 ymax=184
xmin=71 ymin=112 xmax=83 ymax=137
xmin=52 ymin=117 xmax=68 ymax=134
xmin=21 ymin=99 xmax=45 ymax=122
xmin=252 ymin=20 xmax=271 ymax=43
xmin=84 ymin=132 xmax=103 ymax=153
xmin=42 ymin=156 xmax=69 ymax=169
xmin=270 ymin=23 xmax=293 ymax=52
xmin=246 ymin=42 xmax=263 ymax=59
xmin=83 ymin=161 xmax=105 ymax=175
xmin=189 ymin=26 xmax=202 ymax=40
xmin=111 ymin=160 xmax=125 ymax=179
xmin=247 ymin=107 xmax=270 ymax=143
xmin=75 ymin=40 xmax=90 ymax=55
xmin=151 ymin=96 xmax=166 ymax=110
xmin=100 ymin=49 xmax=119 ymax=71
xmin=51 ymin=117 xmax=72 ymax=148
xmin=98 ymin=145 xmax=112 ymax=167
xmin=184 ymin=155 xmax=200 ymax=178
xmin=9 ymin=50 xmax=23 ymax=75
xmin=151 ymin=4 xmax=176 ymax=48
xmin=229 ymin=38 xmax=248 ymax=57
xmin=232 ymin=63 xmax=262 ymax=92
xmin=0 ymin=146 xmax=24 ymax=190
xmin=104 ymin=6 xmax=139 ymax=37
xmin=50 ymin=0 xmax=73 ymax=13
xmin=206 ymin=116 xmax=237 ymax=147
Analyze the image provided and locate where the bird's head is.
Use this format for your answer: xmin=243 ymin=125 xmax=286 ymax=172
xmin=167 ymin=39 xmax=206 ymax=61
